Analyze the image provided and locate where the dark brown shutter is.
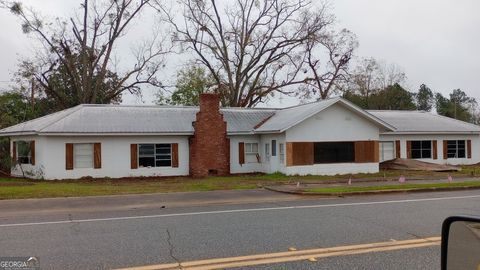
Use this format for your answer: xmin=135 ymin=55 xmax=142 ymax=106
xmin=432 ymin=140 xmax=438 ymax=160
xmin=238 ymin=142 xmax=245 ymax=165
xmin=66 ymin=143 xmax=74 ymax=170
xmin=30 ymin=141 xmax=35 ymax=165
xmin=354 ymin=141 xmax=378 ymax=163
xmin=286 ymin=142 xmax=314 ymax=166
xmin=130 ymin=144 xmax=138 ymax=169
xmin=406 ymin=141 xmax=412 ymax=159
xmin=172 ymin=143 xmax=179 ymax=167
xmin=94 ymin=143 xmax=101 ymax=169
xmin=395 ymin=140 xmax=401 ymax=158
xmin=443 ymin=140 xmax=448 ymax=160
xmin=467 ymin=140 xmax=472 ymax=159
xmin=12 ymin=141 xmax=16 ymax=164
xmin=373 ymin=141 xmax=379 ymax=162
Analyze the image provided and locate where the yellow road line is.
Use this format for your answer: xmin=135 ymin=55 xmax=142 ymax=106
xmin=115 ymin=236 xmax=440 ymax=270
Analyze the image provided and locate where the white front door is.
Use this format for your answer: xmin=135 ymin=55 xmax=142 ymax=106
xmin=380 ymin=141 xmax=395 ymax=162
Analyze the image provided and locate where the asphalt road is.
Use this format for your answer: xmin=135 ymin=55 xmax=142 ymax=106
xmin=1 ymin=190 xmax=480 ymax=270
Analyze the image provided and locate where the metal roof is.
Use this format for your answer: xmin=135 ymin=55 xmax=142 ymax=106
xmin=368 ymin=110 xmax=480 ymax=134
xmin=0 ymin=104 xmax=276 ymax=135
xmin=2 ymin=98 xmax=478 ymax=136
xmin=254 ymin=97 xmax=395 ymax=132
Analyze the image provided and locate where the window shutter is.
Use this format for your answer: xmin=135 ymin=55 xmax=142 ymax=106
xmin=12 ymin=141 xmax=16 ymax=164
xmin=239 ymin=142 xmax=245 ymax=165
xmin=286 ymin=142 xmax=314 ymax=166
xmin=30 ymin=141 xmax=35 ymax=165
xmin=66 ymin=143 xmax=74 ymax=170
xmin=395 ymin=140 xmax=401 ymax=158
xmin=467 ymin=140 xmax=472 ymax=159
xmin=443 ymin=140 xmax=448 ymax=160
xmin=94 ymin=143 xmax=102 ymax=169
xmin=172 ymin=143 xmax=179 ymax=168
xmin=354 ymin=141 xmax=378 ymax=163
xmin=131 ymin=144 xmax=138 ymax=169
xmin=406 ymin=141 xmax=412 ymax=159
xmin=432 ymin=140 xmax=438 ymax=160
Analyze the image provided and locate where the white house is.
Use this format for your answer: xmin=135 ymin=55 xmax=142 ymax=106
xmin=1 ymin=94 xmax=479 ymax=180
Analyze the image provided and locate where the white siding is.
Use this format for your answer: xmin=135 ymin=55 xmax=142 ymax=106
xmin=285 ymin=104 xmax=381 ymax=176
xmin=286 ymin=104 xmax=380 ymax=142
xmin=229 ymin=135 xmax=263 ymax=174
xmin=35 ymin=135 xmax=189 ymax=180
xmin=380 ymin=134 xmax=480 ymax=165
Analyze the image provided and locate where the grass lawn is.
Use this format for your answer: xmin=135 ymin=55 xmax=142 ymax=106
xmin=304 ymin=181 xmax=480 ymax=194
xmin=0 ymin=165 xmax=479 ymax=200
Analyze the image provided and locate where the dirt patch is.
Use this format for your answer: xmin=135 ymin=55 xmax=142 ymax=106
xmin=0 ymin=182 xmax=34 ymax=187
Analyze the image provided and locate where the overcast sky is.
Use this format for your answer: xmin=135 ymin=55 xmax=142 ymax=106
xmin=0 ymin=0 xmax=478 ymax=107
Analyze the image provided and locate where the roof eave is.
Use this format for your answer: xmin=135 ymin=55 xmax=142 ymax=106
xmin=380 ymin=131 xmax=480 ymax=135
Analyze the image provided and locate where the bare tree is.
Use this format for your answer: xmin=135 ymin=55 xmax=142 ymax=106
xmin=347 ymin=57 xmax=406 ymax=106
xmin=300 ymin=27 xmax=357 ymax=100
xmin=1 ymin=0 xmax=168 ymax=108
xmin=155 ymin=0 xmax=331 ymax=107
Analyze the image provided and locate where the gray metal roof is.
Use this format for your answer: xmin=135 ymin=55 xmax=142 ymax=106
xmin=2 ymin=98 xmax=478 ymax=136
xmin=368 ymin=110 xmax=480 ymax=134
xmin=0 ymin=104 xmax=275 ymax=135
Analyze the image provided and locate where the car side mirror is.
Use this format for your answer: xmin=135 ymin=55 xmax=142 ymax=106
xmin=441 ymin=216 xmax=480 ymax=270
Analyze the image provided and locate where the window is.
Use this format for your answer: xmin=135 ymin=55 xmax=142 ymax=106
xmin=271 ymin=140 xmax=277 ymax=156
xmin=279 ymin=143 xmax=285 ymax=163
xmin=314 ymin=142 xmax=355 ymax=164
xmin=245 ymin=143 xmax=259 ymax=163
xmin=139 ymin=144 xmax=172 ymax=167
xmin=74 ymin=143 xmax=94 ymax=168
xmin=380 ymin=142 xmax=395 ymax=162
xmin=447 ymin=140 xmax=466 ymax=158
xmin=16 ymin=141 xmax=32 ymax=164
xmin=411 ymin=141 xmax=432 ymax=159
xmin=265 ymin=143 xmax=270 ymax=161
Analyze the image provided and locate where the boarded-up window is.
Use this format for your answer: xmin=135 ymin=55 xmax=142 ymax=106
xmin=314 ymin=142 xmax=355 ymax=164
xmin=286 ymin=142 xmax=313 ymax=166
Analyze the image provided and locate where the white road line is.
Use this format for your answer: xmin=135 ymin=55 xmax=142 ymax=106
xmin=1 ymin=194 xmax=479 ymax=228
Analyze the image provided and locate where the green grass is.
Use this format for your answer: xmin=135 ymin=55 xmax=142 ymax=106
xmin=1 ymin=165 xmax=479 ymax=200
xmin=304 ymin=181 xmax=480 ymax=194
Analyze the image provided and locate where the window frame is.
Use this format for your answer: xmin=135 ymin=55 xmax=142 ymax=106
xmin=73 ymin=143 xmax=94 ymax=169
xmin=446 ymin=140 xmax=466 ymax=159
xmin=138 ymin=143 xmax=172 ymax=168
xmin=410 ymin=140 xmax=432 ymax=159
xmin=313 ymin=142 xmax=355 ymax=164
xmin=279 ymin=143 xmax=285 ymax=164
xmin=16 ymin=140 xmax=32 ymax=165
xmin=265 ymin=143 xmax=270 ymax=161
xmin=244 ymin=143 xmax=259 ymax=163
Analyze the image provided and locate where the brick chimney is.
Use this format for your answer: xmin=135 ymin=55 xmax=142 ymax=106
xmin=189 ymin=93 xmax=230 ymax=177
